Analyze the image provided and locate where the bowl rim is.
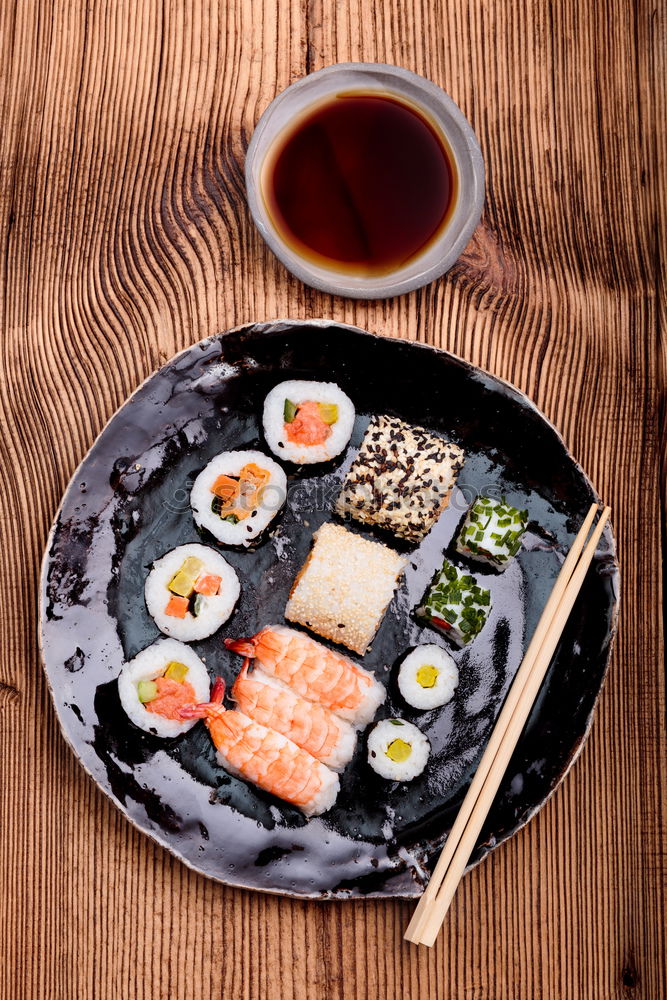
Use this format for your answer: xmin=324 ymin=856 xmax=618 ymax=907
xmin=244 ymin=63 xmax=486 ymax=299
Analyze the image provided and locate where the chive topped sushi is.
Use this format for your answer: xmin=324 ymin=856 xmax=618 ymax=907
xmin=397 ymin=644 xmax=459 ymax=710
xmin=416 ymin=558 xmax=491 ymax=647
xmin=455 ymin=496 xmax=528 ymax=569
xmin=118 ymin=639 xmax=210 ymax=737
xmin=145 ymin=543 xmax=240 ymax=641
xmin=367 ymin=719 xmax=430 ymax=781
xmin=190 ymin=450 xmax=286 ymax=547
xmin=263 ymin=380 xmax=355 ymax=464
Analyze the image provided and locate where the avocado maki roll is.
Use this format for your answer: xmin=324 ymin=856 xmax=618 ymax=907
xmin=263 ymin=380 xmax=355 ymax=464
xmin=144 ymin=543 xmax=240 ymax=641
xmin=118 ymin=639 xmax=210 ymax=738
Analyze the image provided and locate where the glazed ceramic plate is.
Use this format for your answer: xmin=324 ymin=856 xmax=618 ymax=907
xmin=40 ymin=321 xmax=618 ymax=899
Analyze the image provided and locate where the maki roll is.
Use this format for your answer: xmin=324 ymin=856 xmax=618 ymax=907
xmin=285 ymin=523 xmax=406 ymax=655
xmin=145 ymin=543 xmax=240 ymax=641
xmin=416 ymin=558 xmax=491 ymax=647
xmin=336 ymin=414 xmax=465 ymax=543
xmin=263 ymin=380 xmax=355 ymax=464
xmin=118 ymin=639 xmax=210 ymax=738
xmin=190 ymin=450 xmax=286 ymax=547
xmin=397 ymin=644 xmax=459 ymax=710
xmin=455 ymin=496 xmax=528 ymax=569
xmin=367 ymin=719 xmax=430 ymax=781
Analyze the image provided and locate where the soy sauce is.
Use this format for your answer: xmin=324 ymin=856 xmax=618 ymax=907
xmin=263 ymin=92 xmax=457 ymax=276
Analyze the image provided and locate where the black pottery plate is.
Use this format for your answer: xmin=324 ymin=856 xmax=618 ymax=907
xmin=39 ymin=321 xmax=619 ymax=899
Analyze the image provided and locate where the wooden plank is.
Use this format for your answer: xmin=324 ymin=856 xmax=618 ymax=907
xmin=0 ymin=0 xmax=665 ymax=997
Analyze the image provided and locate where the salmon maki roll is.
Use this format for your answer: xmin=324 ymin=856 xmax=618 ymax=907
xmin=263 ymin=380 xmax=355 ymax=464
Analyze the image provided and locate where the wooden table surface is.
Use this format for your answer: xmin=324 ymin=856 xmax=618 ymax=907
xmin=1 ymin=1 xmax=665 ymax=997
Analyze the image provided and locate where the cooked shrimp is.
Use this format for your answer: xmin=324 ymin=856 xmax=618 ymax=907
xmin=225 ymin=624 xmax=386 ymax=728
xmin=180 ymin=678 xmax=339 ymax=817
xmin=231 ymin=661 xmax=356 ymax=771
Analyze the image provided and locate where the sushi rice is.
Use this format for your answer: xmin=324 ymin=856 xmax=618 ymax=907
xmin=397 ymin=644 xmax=459 ymax=710
xmin=118 ymin=638 xmax=210 ymax=738
xmin=145 ymin=543 xmax=240 ymax=641
xmin=190 ymin=450 xmax=286 ymax=547
xmin=367 ymin=718 xmax=430 ymax=781
xmin=263 ymin=380 xmax=355 ymax=464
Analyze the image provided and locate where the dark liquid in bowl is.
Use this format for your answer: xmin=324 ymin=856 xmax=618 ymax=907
xmin=263 ymin=93 xmax=457 ymax=277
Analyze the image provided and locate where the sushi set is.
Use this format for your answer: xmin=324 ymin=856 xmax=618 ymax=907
xmin=40 ymin=320 xmax=618 ymax=898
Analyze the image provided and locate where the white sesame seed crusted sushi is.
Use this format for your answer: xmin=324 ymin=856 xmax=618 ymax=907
xmin=118 ymin=639 xmax=210 ymax=738
xmin=397 ymin=645 xmax=459 ymax=710
xmin=263 ymin=380 xmax=355 ymax=464
xmin=285 ymin=523 xmax=406 ymax=656
xmin=190 ymin=450 xmax=287 ymax=547
xmin=367 ymin=719 xmax=430 ymax=781
xmin=145 ymin=543 xmax=240 ymax=641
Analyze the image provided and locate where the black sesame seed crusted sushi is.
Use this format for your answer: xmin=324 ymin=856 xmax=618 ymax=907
xmin=335 ymin=414 xmax=465 ymax=543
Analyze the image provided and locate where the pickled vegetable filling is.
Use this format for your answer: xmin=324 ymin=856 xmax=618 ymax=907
xmin=386 ymin=738 xmax=412 ymax=762
xmin=165 ymin=558 xmax=222 ymax=617
xmin=416 ymin=664 xmax=439 ymax=688
xmin=138 ymin=662 xmax=196 ymax=720
xmin=283 ymin=399 xmax=338 ymax=446
xmin=210 ymin=462 xmax=270 ymax=523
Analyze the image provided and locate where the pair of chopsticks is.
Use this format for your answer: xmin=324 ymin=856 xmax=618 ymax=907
xmin=404 ymin=502 xmax=611 ymax=947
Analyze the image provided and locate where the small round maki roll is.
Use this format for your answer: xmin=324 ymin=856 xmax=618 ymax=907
xmin=118 ymin=639 xmax=210 ymax=738
xmin=145 ymin=543 xmax=240 ymax=641
xmin=263 ymin=380 xmax=355 ymax=464
xmin=190 ymin=450 xmax=287 ymax=547
xmin=367 ymin=719 xmax=430 ymax=781
xmin=397 ymin=644 xmax=459 ymax=710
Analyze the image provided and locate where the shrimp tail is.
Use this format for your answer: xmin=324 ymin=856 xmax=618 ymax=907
xmin=229 ymin=660 xmax=251 ymax=704
xmin=210 ymin=676 xmax=225 ymax=703
xmin=178 ymin=676 xmax=226 ymax=719
xmin=224 ymin=637 xmax=256 ymax=658
xmin=178 ymin=704 xmax=209 ymax=719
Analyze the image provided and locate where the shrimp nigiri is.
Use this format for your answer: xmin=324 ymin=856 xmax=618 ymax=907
xmin=225 ymin=625 xmax=386 ymax=728
xmin=180 ymin=678 xmax=339 ymax=817
xmin=231 ymin=661 xmax=356 ymax=771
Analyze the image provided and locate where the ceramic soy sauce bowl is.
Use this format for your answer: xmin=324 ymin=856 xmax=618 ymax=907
xmin=245 ymin=63 xmax=485 ymax=299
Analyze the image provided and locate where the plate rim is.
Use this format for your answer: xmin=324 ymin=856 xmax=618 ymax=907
xmin=38 ymin=319 xmax=620 ymax=899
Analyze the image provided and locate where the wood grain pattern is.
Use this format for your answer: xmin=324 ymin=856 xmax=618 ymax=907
xmin=1 ymin=0 xmax=665 ymax=997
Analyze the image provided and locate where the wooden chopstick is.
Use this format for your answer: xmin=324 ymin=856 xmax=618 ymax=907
xmin=405 ymin=503 xmax=610 ymax=946
xmin=404 ymin=501 xmax=600 ymax=944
